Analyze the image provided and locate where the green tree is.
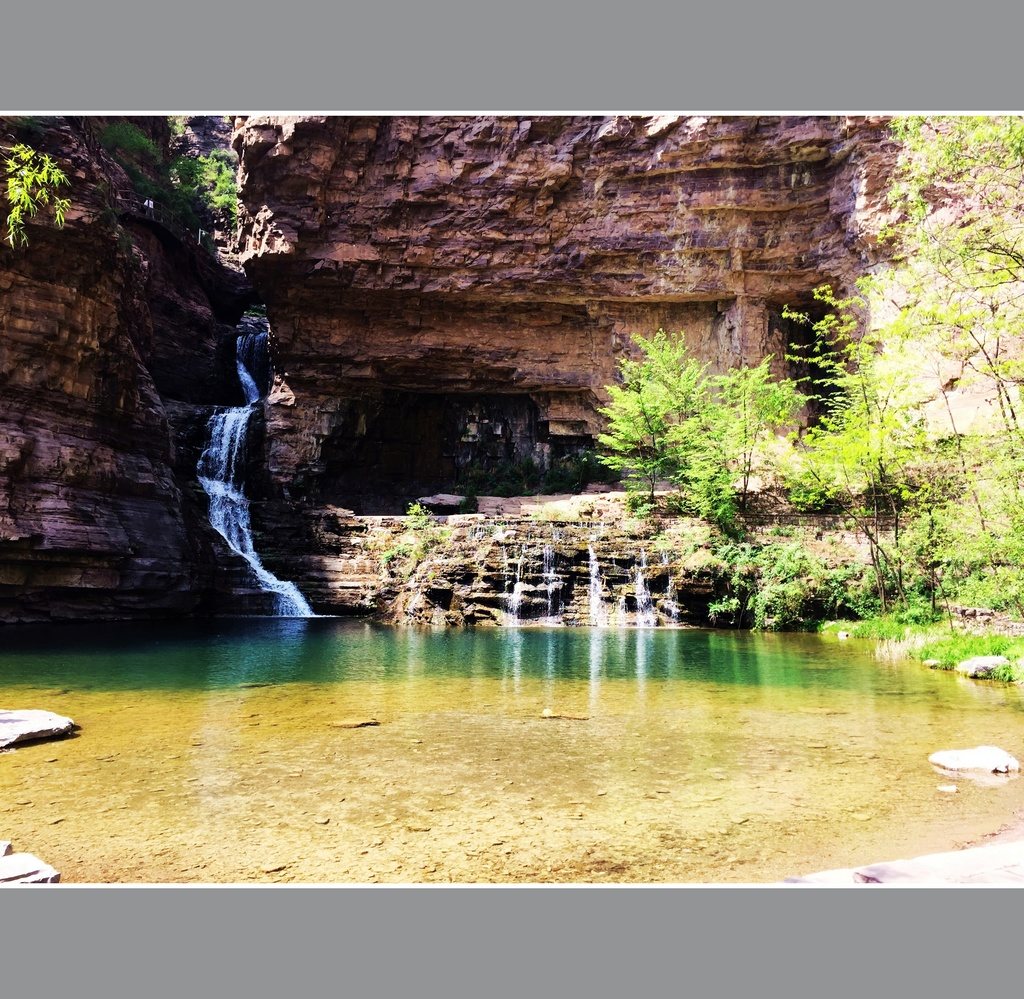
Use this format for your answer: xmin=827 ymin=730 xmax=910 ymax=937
xmin=713 ymin=355 xmax=805 ymax=510
xmin=598 ymin=330 xmax=802 ymax=529
xmin=881 ymin=117 xmax=1024 ymax=615
xmin=3 ymin=143 xmax=71 ymax=247
xmin=784 ymin=285 xmax=937 ymax=610
xmin=597 ymin=330 xmax=706 ymax=506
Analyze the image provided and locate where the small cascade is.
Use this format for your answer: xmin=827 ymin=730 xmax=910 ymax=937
xmin=616 ymin=594 xmax=629 ymax=628
xmin=634 ymin=551 xmax=658 ymax=628
xmin=404 ymin=587 xmax=425 ymax=623
xmin=664 ymin=573 xmax=681 ymax=623
xmin=658 ymin=549 xmax=680 ymax=622
xmin=198 ymin=328 xmax=315 ymax=618
xmin=588 ymin=544 xmax=609 ymax=627
xmin=542 ymin=543 xmax=563 ymax=621
xmin=503 ymin=546 xmax=526 ymax=624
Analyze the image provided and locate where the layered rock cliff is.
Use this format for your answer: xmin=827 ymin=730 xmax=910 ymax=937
xmin=1 ymin=115 xmax=899 ymax=623
xmin=234 ymin=115 xmax=897 ymax=518
xmin=0 ymin=116 xmax=256 ymax=622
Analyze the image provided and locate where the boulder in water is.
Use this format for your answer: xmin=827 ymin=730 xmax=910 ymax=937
xmin=0 ymin=709 xmax=76 ymax=749
xmin=928 ymin=746 xmax=1020 ymax=774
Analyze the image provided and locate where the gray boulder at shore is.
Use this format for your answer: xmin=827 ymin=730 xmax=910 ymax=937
xmin=0 ymin=709 xmax=76 ymax=749
xmin=956 ymin=655 xmax=1011 ymax=678
xmin=928 ymin=746 xmax=1020 ymax=774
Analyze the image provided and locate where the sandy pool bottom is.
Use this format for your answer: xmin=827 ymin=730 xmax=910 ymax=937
xmin=4 ymin=675 xmax=1024 ymax=883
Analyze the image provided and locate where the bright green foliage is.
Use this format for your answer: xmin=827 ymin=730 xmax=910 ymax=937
xmin=200 ymin=149 xmax=239 ymax=227
xmin=99 ymin=117 xmax=239 ymax=236
xmin=406 ymin=502 xmax=434 ymax=532
xmin=707 ymin=536 xmax=873 ymax=630
xmin=887 ymin=117 xmax=1024 ymax=445
xmin=598 ymin=330 xmax=710 ymax=504
xmin=100 ymin=121 xmax=161 ymax=162
xmin=598 ymin=330 xmax=803 ymax=528
xmin=916 ymin=633 xmax=1024 ymax=681
xmin=171 ymin=149 xmax=238 ymax=227
xmin=774 ymin=118 xmax=1024 ymax=620
xmin=882 ymin=117 xmax=1024 ymax=617
xmin=713 ymin=356 xmax=805 ymax=509
xmin=784 ymin=285 xmax=939 ymax=610
xmin=3 ymin=143 xmax=71 ymax=247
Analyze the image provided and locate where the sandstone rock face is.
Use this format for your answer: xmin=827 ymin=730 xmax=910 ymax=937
xmin=234 ymin=115 xmax=897 ymax=521
xmin=0 ymin=708 xmax=76 ymax=748
xmin=0 ymin=117 xmax=254 ymax=622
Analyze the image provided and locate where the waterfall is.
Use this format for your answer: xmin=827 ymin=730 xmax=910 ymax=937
xmin=504 ymin=546 xmax=526 ymax=624
xmin=664 ymin=574 xmax=680 ymax=623
xmin=198 ymin=329 xmax=315 ymax=618
xmin=659 ymin=549 xmax=680 ymax=623
xmin=588 ymin=544 xmax=608 ymax=627
xmin=542 ymin=543 xmax=563 ymax=621
xmin=635 ymin=551 xmax=657 ymax=627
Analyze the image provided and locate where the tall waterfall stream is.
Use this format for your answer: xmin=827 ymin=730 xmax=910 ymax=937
xmin=197 ymin=328 xmax=315 ymax=617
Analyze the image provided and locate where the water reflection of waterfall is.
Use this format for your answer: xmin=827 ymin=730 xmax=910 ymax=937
xmin=198 ymin=326 xmax=315 ymax=618
xmin=588 ymin=628 xmax=603 ymax=714
xmin=635 ymin=628 xmax=649 ymax=703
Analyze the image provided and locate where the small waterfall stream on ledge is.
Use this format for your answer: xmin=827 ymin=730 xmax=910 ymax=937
xmin=588 ymin=544 xmax=609 ymax=627
xmin=542 ymin=543 xmax=563 ymax=621
xmin=634 ymin=551 xmax=657 ymax=627
xmin=197 ymin=328 xmax=315 ymax=617
xmin=503 ymin=547 xmax=527 ymax=624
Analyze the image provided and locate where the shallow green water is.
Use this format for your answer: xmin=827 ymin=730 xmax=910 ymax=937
xmin=2 ymin=620 xmax=1024 ymax=883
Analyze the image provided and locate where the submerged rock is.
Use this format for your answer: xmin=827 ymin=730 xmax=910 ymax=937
xmin=0 ymin=709 xmax=76 ymax=749
xmin=928 ymin=746 xmax=1020 ymax=774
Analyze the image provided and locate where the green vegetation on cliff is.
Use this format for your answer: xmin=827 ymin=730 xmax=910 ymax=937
xmin=99 ymin=118 xmax=238 ymax=235
xmin=595 ymin=116 xmax=1024 ymax=641
xmin=597 ymin=331 xmax=803 ymax=527
xmin=3 ymin=142 xmax=71 ymax=247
